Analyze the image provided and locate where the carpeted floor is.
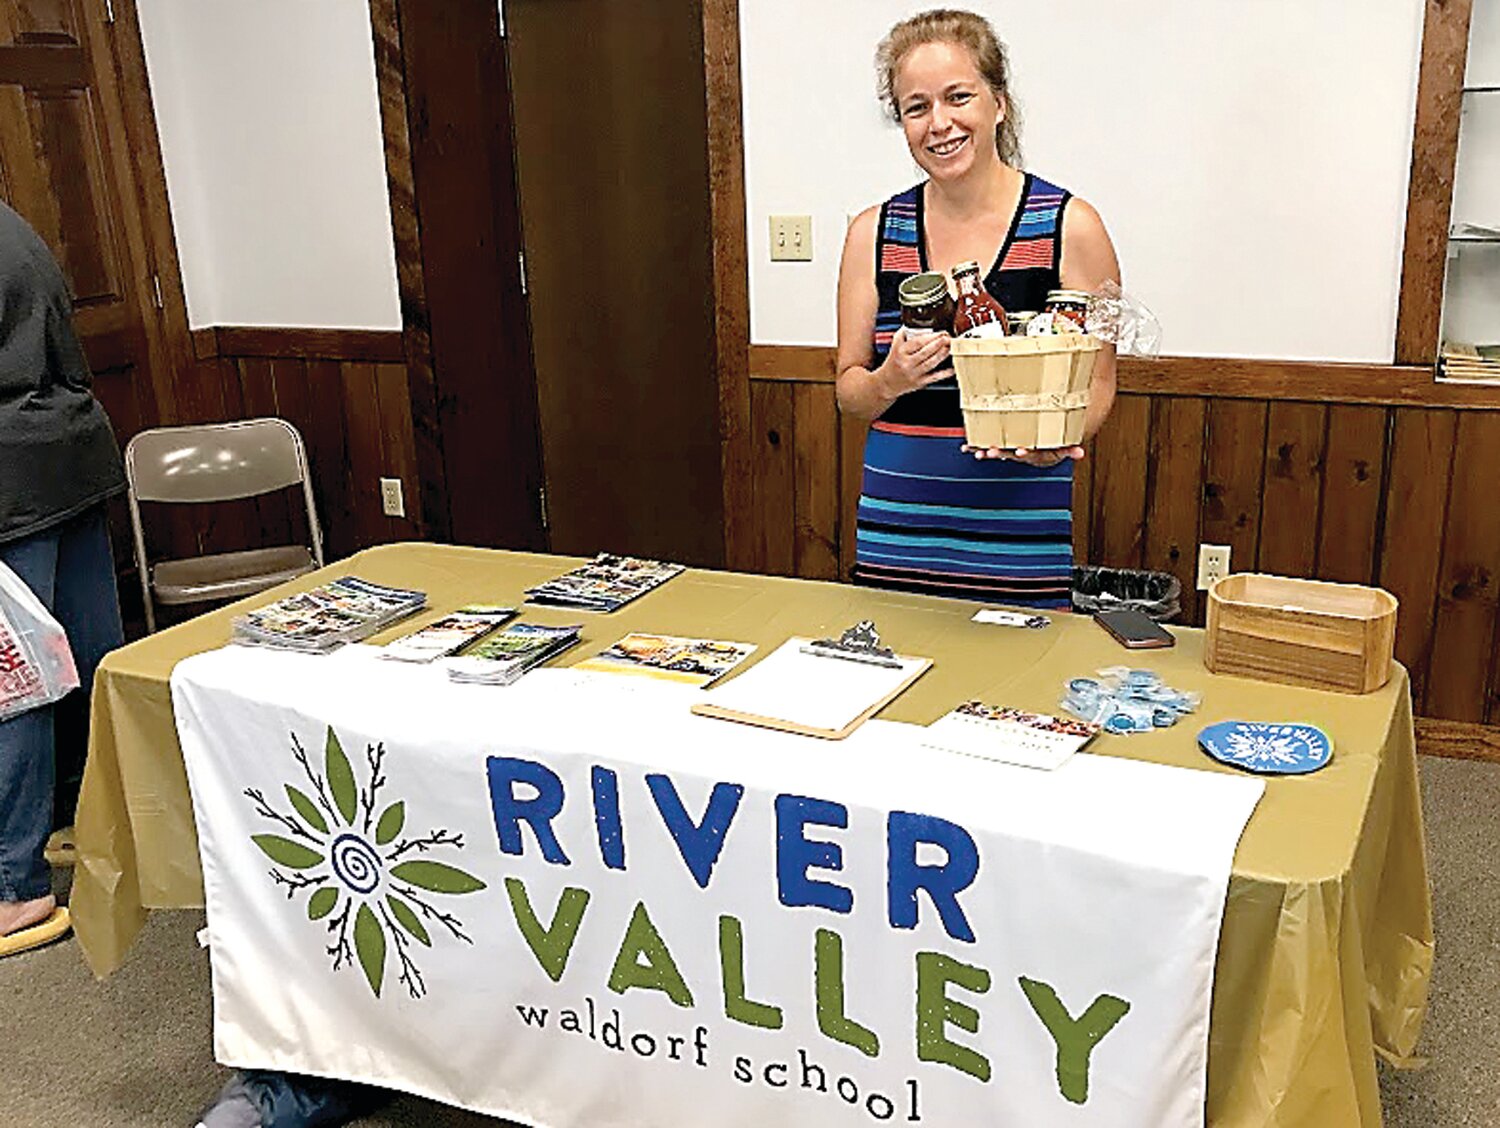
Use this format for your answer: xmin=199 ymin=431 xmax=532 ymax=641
xmin=1 ymin=755 xmax=1495 ymax=1127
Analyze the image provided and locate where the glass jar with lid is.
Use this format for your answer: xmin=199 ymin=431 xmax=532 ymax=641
xmin=897 ymin=272 xmax=955 ymax=337
xmin=1043 ymin=289 xmax=1092 ymax=332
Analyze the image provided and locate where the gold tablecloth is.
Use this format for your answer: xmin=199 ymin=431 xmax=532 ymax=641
xmin=71 ymin=544 xmax=1433 ymax=1126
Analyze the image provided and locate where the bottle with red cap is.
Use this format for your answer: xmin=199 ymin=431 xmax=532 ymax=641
xmin=951 ymin=260 xmax=1008 ymax=338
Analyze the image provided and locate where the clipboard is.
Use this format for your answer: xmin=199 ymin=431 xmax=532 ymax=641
xmin=690 ymin=633 xmax=930 ymax=740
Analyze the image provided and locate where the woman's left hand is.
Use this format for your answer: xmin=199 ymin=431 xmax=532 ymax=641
xmin=962 ymin=445 xmax=1085 ymax=467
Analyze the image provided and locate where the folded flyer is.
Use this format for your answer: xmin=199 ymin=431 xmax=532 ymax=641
xmin=921 ymin=702 xmax=1101 ymax=770
xmin=575 ymin=633 xmax=756 ymax=687
xmin=379 ymin=605 xmax=516 ymax=663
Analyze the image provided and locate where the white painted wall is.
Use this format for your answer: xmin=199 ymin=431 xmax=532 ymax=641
xmin=742 ymin=1 xmax=1425 ymax=363
xmin=137 ymin=0 xmax=400 ymax=330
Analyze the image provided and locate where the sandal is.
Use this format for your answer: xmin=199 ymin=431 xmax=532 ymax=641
xmin=0 ymin=906 xmax=71 ymax=958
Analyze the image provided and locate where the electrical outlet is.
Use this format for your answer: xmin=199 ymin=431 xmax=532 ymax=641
xmin=1197 ymin=543 xmax=1231 ymax=591
xmin=769 ymin=214 xmax=812 ymax=261
xmin=380 ymin=477 xmax=405 ymax=518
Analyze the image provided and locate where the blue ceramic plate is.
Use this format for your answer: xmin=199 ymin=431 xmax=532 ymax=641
xmin=1198 ymin=721 xmax=1333 ymax=775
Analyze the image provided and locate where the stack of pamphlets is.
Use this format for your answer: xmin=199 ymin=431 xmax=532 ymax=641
xmin=379 ymin=605 xmax=516 ymax=663
xmin=575 ymin=633 xmax=756 ymax=687
xmin=231 ymin=577 xmax=427 ymax=653
xmin=446 ymin=622 xmax=583 ymax=685
xmin=524 ymin=554 xmax=684 ymax=613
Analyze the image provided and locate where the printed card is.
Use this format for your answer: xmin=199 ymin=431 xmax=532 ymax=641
xmin=922 ymin=702 xmax=1101 ymax=770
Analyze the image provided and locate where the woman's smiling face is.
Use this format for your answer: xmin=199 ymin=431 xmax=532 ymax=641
xmin=893 ymin=40 xmax=1004 ymax=180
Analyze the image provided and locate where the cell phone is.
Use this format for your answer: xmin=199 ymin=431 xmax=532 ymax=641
xmin=1095 ymin=609 xmax=1175 ymax=649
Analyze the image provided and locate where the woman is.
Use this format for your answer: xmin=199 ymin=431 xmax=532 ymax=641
xmin=0 ymin=201 xmax=126 ymax=956
xmin=837 ymin=9 xmax=1119 ymax=610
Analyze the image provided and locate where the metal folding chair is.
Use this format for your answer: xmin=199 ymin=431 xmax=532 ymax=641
xmin=124 ymin=418 xmax=325 ymax=632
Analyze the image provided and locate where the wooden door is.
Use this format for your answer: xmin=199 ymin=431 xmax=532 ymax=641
xmin=375 ymin=0 xmax=549 ymax=551
xmin=506 ymin=0 xmax=728 ymax=567
xmin=0 ymin=0 xmax=181 ymax=443
xmin=0 ymin=0 xmax=193 ymax=625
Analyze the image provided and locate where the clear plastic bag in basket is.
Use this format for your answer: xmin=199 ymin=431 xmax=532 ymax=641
xmin=1085 ymin=280 xmax=1162 ymax=357
xmin=0 ymin=560 xmax=79 ymax=722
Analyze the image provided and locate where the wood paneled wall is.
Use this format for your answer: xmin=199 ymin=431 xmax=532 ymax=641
xmin=747 ymin=347 xmax=1500 ymax=725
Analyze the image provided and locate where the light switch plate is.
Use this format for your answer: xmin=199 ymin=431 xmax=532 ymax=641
xmin=769 ymin=214 xmax=812 ymax=261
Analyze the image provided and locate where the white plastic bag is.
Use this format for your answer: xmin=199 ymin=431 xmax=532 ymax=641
xmin=0 ymin=560 xmax=79 ymax=722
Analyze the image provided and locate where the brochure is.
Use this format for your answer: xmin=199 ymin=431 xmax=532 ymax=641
xmin=524 ymin=554 xmax=684 ymax=613
xmin=445 ymin=622 xmax=583 ymax=686
xmin=379 ymin=605 xmax=517 ymax=663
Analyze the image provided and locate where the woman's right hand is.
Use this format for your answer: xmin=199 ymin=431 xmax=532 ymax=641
xmin=876 ymin=328 xmax=951 ymax=399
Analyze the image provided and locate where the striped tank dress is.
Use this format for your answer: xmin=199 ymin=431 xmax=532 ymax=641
xmin=854 ymin=173 xmax=1074 ymax=610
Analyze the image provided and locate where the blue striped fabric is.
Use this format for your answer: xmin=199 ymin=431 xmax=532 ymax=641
xmin=854 ymin=174 xmax=1075 ymax=610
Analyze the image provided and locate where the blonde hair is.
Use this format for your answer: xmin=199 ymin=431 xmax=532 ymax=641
xmin=875 ymin=8 xmax=1023 ymax=167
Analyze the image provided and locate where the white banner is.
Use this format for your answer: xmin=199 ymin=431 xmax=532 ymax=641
xmin=171 ymin=646 xmax=1262 ymax=1128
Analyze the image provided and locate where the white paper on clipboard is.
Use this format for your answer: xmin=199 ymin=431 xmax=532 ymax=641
xmin=692 ymin=638 xmax=929 ymax=737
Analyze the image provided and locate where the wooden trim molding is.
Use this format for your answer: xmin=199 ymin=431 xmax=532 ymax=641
xmin=189 ymin=327 xmax=219 ymax=361
xmin=0 ymin=44 xmax=87 ymax=88
xmin=750 ymin=343 xmax=837 ymax=382
xmin=1118 ymin=356 xmax=1500 ymax=409
xmin=748 ymin=344 xmax=1500 ymax=409
xmin=1395 ymin=0 xmax=1475 ymax=365
xmin=1415 ymin=717 xmax=1500 ymax=763
xmin=369 ymin=0 xmax=447 ymax=542
xmin=212 ymin=326 xmax=405 ymax=363
xmin=101 ymin=0 xmax=193 ymax=424
xmin=704 ymin=0 xmax=755 ymax=571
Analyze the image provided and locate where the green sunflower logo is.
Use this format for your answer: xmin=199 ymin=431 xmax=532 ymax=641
xmin=244 ymin=725 xmax=487 ymax=999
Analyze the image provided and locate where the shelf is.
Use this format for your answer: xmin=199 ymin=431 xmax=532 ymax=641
xmin=1465 ymin=85 xmax=1500 ymax=93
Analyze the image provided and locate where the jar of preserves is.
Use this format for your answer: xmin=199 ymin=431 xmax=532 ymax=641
xmin=1044 ymin=289 xmax=1091 ymax=332
xmin=1008 ymin=311 xmax=1039 ymax=335
xmin=897 ymin=272 xmax=955 ymax=337
xmin=952 ymin=261 xmax=1008 ymax=337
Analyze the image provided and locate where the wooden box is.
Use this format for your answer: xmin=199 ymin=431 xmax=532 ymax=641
xmin=1205 ymin=574 xmax=1398 ymax=694
xmin=949 ymin=333 xmax=1099 ymax=449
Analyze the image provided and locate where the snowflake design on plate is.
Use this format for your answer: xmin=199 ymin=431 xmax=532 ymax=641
xmin=1198 ymin=721 xmax=1332 ymax=776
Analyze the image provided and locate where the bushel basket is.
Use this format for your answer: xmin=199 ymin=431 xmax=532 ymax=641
xmin=949 ymin=333 xmax=1099 ymax=449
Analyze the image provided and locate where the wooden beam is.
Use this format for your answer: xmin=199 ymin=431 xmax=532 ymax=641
xmin=1395 ymin=0 xmax=1474 ymax=365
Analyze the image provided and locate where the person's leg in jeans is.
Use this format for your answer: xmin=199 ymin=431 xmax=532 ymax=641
xmin=48 ymin=505 xmax=124 ymax=828
xmin=0 ymin=525 xmax=61 ymax=933
xmin=0 ymin=504 xmax=123 ymax=937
